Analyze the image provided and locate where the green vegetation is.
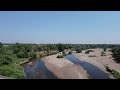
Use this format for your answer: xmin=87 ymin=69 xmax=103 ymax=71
xmin=85 ymin=50 xmax=94 ymax=54
xmin=106 ymin=66 xmax=120 ymax=79
xmin=57 ymin=55 xmax=64 ymax=58
xmin=75 ymin=48 xmax=82 ymax=53
xmin=112 ymin=47 xmax=120 ymax=63
xmin=28 ymin=52 xmax=37 ymax=58
xmin=0 ymin=42 xmax=120 ymax=78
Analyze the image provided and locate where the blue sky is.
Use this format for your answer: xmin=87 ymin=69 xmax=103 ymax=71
xmin=0 ymin=11 xmax=120 ymax=44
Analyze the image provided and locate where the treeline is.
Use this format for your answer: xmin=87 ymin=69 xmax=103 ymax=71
xmin=1 ymin=42 xmax=120 ymax=53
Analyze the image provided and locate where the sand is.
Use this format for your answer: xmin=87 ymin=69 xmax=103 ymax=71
xmin=74 ymin=48 xmax=120 ymax=74
xmin=42 ymin=54 xmax=89 ymax=79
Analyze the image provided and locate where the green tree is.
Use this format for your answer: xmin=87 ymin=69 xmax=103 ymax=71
xmin=75 ymin=48 xmax=82 ymax=53
xmin=29 ymin=52 xmax=37 ymax=58
xmin=0 ymin=42 xmax=3 ymax=48
xmin=17 ymin=52 xmax=28 ymax=58
xmin=57 ymin=44 xmax=65 ymax=52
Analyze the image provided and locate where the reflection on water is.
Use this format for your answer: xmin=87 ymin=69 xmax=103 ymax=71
xmin=22 ymin=58 xmax=58 ymax=79
xmin=65 ymin=54 xmax=111 ymax=79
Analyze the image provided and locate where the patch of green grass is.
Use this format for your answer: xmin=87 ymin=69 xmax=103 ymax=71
xmin=106 ymin=66 xmax=120 ymax=79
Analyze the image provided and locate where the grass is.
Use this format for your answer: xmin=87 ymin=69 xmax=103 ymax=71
xmin=106 ymin=66 xmax=120 ymax=79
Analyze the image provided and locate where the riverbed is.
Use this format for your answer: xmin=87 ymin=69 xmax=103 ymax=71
xmin=22 ymin=54 xmax=112 ymax=79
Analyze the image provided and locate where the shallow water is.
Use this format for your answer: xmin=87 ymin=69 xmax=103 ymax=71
xmin=65 ymin=54 xmax=111 ymax=79
xmin=22 ymin=58 xmax=58 ymax=79
xmin=22 ymin=54 xmax=111 ymax=79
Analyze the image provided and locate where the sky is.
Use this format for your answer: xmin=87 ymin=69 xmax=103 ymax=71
xmin=0 ymin=11 xmax=120 ymax=44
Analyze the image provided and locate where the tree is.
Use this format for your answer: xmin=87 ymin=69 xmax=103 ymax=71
xmin=17 ymin=52 xmax=28 ymax=58
xmin=29 ymin=52 xmax=37 ymax=58
xmin=57 ymin=44 xmax=65 ymax=52
xmin=0 ymin=42 xmax=3 ymax=48
xmin=112 ymin=47 xmax=120 ymax=63
xmin=0 ymin=55 xmax=14 ymax=65
xmin=75 ymin=48 xmax=82 ymax=53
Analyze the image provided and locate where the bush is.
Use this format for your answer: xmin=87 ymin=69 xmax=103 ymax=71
xmin=49 ymin=51 xmax=58 ymax=55
xmin=57 ymin=55 xmax=63 ymax=58
xmin=106 ymin=66 xmax=120 ymax=79
xmin=0 ymin=55 xmax=14 ymax=65
xmin=39 ymin=53 xmax=46 ymax=58
xmin=101 ymin=51 xmax=106 ymax=56
xmin=28 ymin=52 xmax=37 ymax=58
xmin=17 ymin=52 xmax=28 ymax=58
xmin=76 ymin=48 xmax=82 ymax=53
xmin=0 ymin=66 xmax=25 ymax=79
xmin=112 ymin=47 xmax=120 ymax=63
xmin=85 ymin=50 xmax=94 ymax=54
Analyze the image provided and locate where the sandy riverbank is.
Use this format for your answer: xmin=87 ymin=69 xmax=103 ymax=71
xmin=74 ymin=48 xmax=120 ymax=77
xmin=42 ymin=54 xmax=89 ymax=79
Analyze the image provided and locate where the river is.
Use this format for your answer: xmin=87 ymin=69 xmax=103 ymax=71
xmin=65 ymin=54 xmax=111 ymax=79
xmin=22 ymin=58 xmax=58 ymax=79
xmin=22 ymin=54 xmax=111 ymax=79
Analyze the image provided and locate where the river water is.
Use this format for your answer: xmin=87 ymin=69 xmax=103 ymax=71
xmin=22 ymin=58 xmax=58 ymax=79
xmin=65 ymin=54 xmax=111 ymax=79
xmin=22 ymin=55 xmax=111 ymax=79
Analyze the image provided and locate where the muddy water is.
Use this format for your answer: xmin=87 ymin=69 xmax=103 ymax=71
xmin=65 ymin=54 xmax=111 ymax=79
xmin=21 ymin=58 xmax=58 ymax=79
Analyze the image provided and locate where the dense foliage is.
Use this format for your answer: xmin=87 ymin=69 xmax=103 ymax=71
xmin=112 ymin=47 xmax=120 ymax=63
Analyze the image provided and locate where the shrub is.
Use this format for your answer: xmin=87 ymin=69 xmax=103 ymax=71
xmin=85 ymin=50 xmax=94 ymax=54
xmin=0 ymin=55 xmax=14 ymax=65
xmin=106 ymin=66 xmax=120 ymax=79
xmin=49 ymin=51 xmax=58 ymax=55
xmin=57 ymin=55 xmax=63 ymax=58
xmin=101 ymin=51 xmax=106 ymax=56
xmin=17 ymin=52 xmax=28 ymax=58
xmin=39 ymin=53 xmax=47 ymax=58
xmin=112 ymin=47 xmax=120 ymax=63
xmin=76 ymin=48 xmax=82 ymax=53
xmin=0 ymin=66 xmax=25 ymax=79
xmin=28 ymin=52 xmax=37 ymax=58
